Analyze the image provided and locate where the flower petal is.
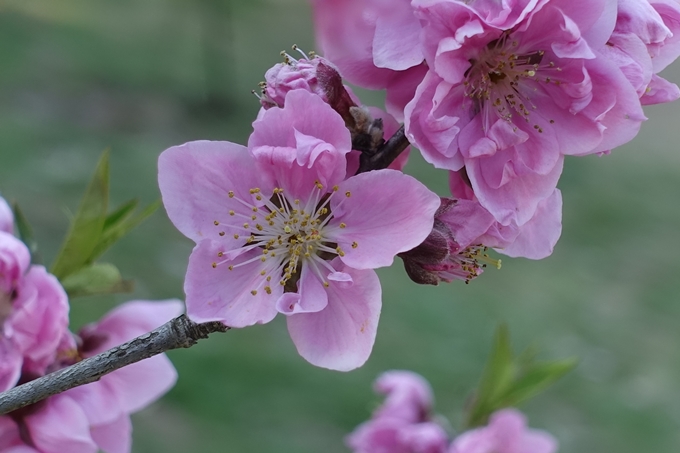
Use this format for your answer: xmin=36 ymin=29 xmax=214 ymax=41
xmin=184 ymin=240 xmax=281 ymax=327
xmin=158 ymin=140 xmax=267 ymax=244
xmin=25 ymin=395 xmax=97 ymax=453
xmin=287 ymin=262 xmax=381 ymax=371
xmin=90 ymin=414 xmax=131 ymax=453
xmin=329 ymin=170 xmax=440 ymax=269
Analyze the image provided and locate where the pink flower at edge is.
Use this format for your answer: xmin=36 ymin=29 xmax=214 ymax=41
xmin=347 ymin=371 xmax=449 ymax=453
xmin=449 ymin=409 xmax=557 ymax=453
xmin=0 ymin=196 xmax=13 ymax=235
xmin=5 ymin=299 xmax=182 ymax=453
xmin=405 ymin=0 xmax=645 ymax=225
xmin=0 ymin=232 xmax=69 ymax=392
xmin=159 ymin=89 xmax=440 ymax=371
xmin=311 ymin=0 xmax=427 ymax=120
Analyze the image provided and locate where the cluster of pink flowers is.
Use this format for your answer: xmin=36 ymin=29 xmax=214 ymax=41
xmin=348 ymin=371 xmax=557 ymax=453
xmin=0 ymin=197 xmax=180 ymax=453
xmin=313 ymin=0 xmax=680 ymax=259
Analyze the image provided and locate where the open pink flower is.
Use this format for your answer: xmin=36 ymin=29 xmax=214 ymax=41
xmin=348 ymin=371 xmax=449 ymax=453
xmin=4 ymin=300 xmax=182 ymax=453
xmin=0 ymin=196 xmax=12 ymax=235
xmin=0 ymin=232 xmax=69 ymax=392
xmin=449 ymin=409 xmax=557 ymax=453
xmin=405 ymin=0 xmax=645 ymax=225
xmin=159 ymin=89 xmax=439 ymax=370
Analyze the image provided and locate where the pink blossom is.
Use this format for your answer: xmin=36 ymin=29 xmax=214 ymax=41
xmin=5 ymin=300 xmax=182 ymax=453
xmin=405 ymin=0 xmax=645 ymax=225
xmin=347 ymin=371 xmax=449 ymax=453
xmin=0 ymin=197 xmax=12 ymax=234
xmin=0 ymin=232 xmax=69 ymax=392
xmin=312 ymin=0 xmax=427 ymax=120
xmin=159 ymin=89 xmax=439 ymax=370
xmin=448 ymin=171 xmax=563 ymax=260
xmin=449 ymin=409 xmax=557 ymax=453
xmin=608 ymin=0 xmax=680 ymax=105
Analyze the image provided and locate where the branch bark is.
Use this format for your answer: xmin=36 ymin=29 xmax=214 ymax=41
xmin=357 ymin=124 xmax=411 ymax=174
xmin=0 ymin=315 xmax=228 ymax=415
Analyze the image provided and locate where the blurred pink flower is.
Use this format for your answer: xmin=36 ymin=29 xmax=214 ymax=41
xmin=159 ymin=89 xmax=439 ymax=370
xmin=4 ymin=299 xmax=182 ymax=453
xmin=449 ymin=409 xmax=557 ymax=453
xmin=347 ymin=371 xmax=449 ymax=453
xmin=405 ymin=0 xmax=645 ymax=225
xmin=0 ymin=197 xmax=13 ymax=235
xmin=0 ymin=232 xmax=69 ymax=392
xmin=311 ymin=0 xmax=427 ymax=120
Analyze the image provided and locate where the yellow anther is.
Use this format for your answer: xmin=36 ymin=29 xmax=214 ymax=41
xmin=264 ymin=286 xmax=272 ymax=295
xmin=251 ymin=215 xmax=257 ymax=220
xmin=219 ymin=231 xmax=225 ymax=236
xmin=229 ymin=210 xmax=235 ymax=216
xmin=233 ymin=234 xmax=239 ymax=239
xmin=228 ymin=191 xmax=235 ymax=198
xmin=323 ymin=281 xmax=329 ymax=288
xmin=352 ymin=241 xmax=358 ymax=249
xmin=243 ymin=223 xmax=249 ymax=228
xmin=228 ymin=265 xmax=234 ymax=271
xmin=251 ymin=290 xmax=258 ymax=296
xmin=214 ymin=220 xmax=220 ymax=226
xmin=217 ymin=251 xmax=224 ymax=257
xmin=339 ymin=223 xmax=346 ymax=228
xmin=332 ymin=185 xmax=339 ymax=191
xmin=345 ymin=191 xmax=351 ymax=197
xmin=260 ymin=257 xmax=266 ymax=262
xmin=260 ymin=270 xmax=266 ymax=276
xmin=256 ymin=195 xmax=262 ymax=201
xmin=211 ymin=262 xmax=217 ymax=268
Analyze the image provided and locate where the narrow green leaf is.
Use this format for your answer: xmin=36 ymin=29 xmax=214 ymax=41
xmin=466 ymin=324 xmax=515 ymax=427
xmin=51 ymin=150 xmax=110 ymax=280
xmin=11 ymin=203 xmax=41 ymax=264
xmin=103 ymin=199 xmax=139 ymax=231
xmin=89 ymin=199 xmax=160 ymax=261
xmin=60 ymin=262 xmax=134 ymax=298
xmin=498 ymin=358 xmax=578 ymax=408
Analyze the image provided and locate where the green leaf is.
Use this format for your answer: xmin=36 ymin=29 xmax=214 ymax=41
xmin=89 ymin=199 xmax=160 ymax=261
xmin=498 ymin=358 xmax=578 ymax=408
xmin=12 ymin=202 xmax=41 ymax=264
xmin=466 ymin=324 xmax=515 ymax=427
xmin=60 ymin=262 xmax=134 ymax=298
xmin=51 ymin=150 xmax=110 ymax=280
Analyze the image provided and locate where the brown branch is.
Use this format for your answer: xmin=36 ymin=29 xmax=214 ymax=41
xmin=357 ymin=124 xmax=411 ymax=174
xmin=0 ymin=315 xmax=229 ymax=415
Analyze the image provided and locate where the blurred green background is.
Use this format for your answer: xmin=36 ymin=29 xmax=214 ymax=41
xmin=1 ymin=0 xmax=679 ymax=452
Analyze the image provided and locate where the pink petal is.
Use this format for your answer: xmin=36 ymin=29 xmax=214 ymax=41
xmin=249 ymin=89 xmax=351 ymax=200
xmin=158 ymin=140 xmax=267 ymax=244
xmin=374 ymin=371 xmax=434 ymax=422
xmin=287 ymin=262 xmax=381 ymax=371
xmin=90 ymin=414 xmax=132 ymax=453
xmin=328 ymin=170 xmax=440 ymax=269
xmin=65 ymin=381 xmax=122 ymax=426
xmin=184 ymin=240 xmax=281 ymax=327
xmin=25 ymin=395 xmax=97 ymax=453
xmin=275 ymin=264 xmax=328 ymax=315
xmin=0 ymin=340 xmax=22 ymax=392
xmin=499 ymin=189 xmax=563 ymax=259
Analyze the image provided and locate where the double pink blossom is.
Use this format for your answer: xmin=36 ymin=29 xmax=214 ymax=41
xmin=605 ymin=0 xmax=680 ymax=105
xmin=2 ymin=300 xmax=182 ymax=453
xmin=449 ymin=409 xmax=557 ymax=453
xmin=349 ymin=371 xmax=558 ymax=453
xmin=0 ymin=231 xmax=69 ymax=393
xmin=159 ymin=89 xmax=439 ymax=370
xmin=347 ymin=371 xmax=449 ymax=453
xmin=404 ymin=0 xmax=644 ymax=226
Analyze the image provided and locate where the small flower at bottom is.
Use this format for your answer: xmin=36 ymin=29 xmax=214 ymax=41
xmin=159 ymin=90 xmax=439 ymax=370
xmin=2 ymin=300 xmax=182 ymax=453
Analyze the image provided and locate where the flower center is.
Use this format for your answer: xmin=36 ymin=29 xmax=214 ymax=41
xmin=211 ymin=182 xmax=353 ymax=295
xmin=463 ymin=33 xmax=561 ymax=131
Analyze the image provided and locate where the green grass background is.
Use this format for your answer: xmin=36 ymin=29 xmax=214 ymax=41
xmin=1 ymin=1 xmax=679 ymax=452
